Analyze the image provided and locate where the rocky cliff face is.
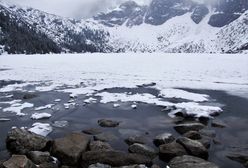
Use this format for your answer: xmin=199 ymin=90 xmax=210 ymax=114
xmin=0 ymin=0 xmax=247 ymax=54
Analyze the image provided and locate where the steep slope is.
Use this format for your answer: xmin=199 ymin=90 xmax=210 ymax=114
xmin=0 ymin=1 xmax=111 ymax=54
xmin=0 ymin=4 xmax=61 ymax=54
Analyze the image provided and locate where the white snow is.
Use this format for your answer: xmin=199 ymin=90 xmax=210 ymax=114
xmin=31 ymin=113 xmax=52 ymax=120
xmin=34 ymin=104 xmax=54 ymax=111
xmin=0 ymin=53 xmax=247 ymax=117
xmin=113 ymin=103 xmax=120 ymax=108
xmin=54 ymin=99 xmax=61 ymax=102
xmin=28 ymin=123 xmax=52 ymax=137
xmin=131 ymin=104 xmax=137 ymax=109
xmin=3 ymin=102 xmax=34 ymax=116
xmin=159 ymin=88 xmax=209 ymax=102
xmin=84 ymin=97 xmax=97 ymax=103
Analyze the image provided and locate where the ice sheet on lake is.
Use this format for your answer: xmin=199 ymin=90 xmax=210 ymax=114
xmin=28 ymin=123 xmax=52 ymax=137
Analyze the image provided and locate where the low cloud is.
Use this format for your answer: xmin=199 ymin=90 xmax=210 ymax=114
xmin=6 ymin=0 xmax=151 ymax=19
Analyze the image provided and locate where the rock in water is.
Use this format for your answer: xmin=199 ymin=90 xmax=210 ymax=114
xmin=226 ymin=152 xmax=248 ymax=168
xmin=159 ymin=141 xmax=187 ymax=161
xmin=169 ymin=155 xmax=219 ymax=168
xmin=89 ymin=141 xmax=113 ymax=151
xmin=6 ymin=128 xmax=49 ymax=154
xmin=98 ymin=119 xmax=120 ymax=127
xmin=174 ymin=122 xmax=205 ymax=134
xmin=153 ymin=133 xmax=175 ymax=146
xmin=128 ymin=143 xmax=157 ymax=159
xmin=183 ymin=131 xmax=202 ymax=140
xmin=51 ymin=133 xmax=90 ymax=166
xmin=211 ymin=119 xmax=227 ymax=128
xmin=81 ymin=150 xmax=152 ymax=167
xmin=27 ymin=151 xmax=51 ymax=164
xmin=177 ymin=137 xmax=208 ymax=159
xmin=3 ymin=155 xmax=36 ymax=168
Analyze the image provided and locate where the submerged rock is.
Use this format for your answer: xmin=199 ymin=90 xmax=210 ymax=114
xmin=3 ymin=155 xmax=36 ymax=168
xmin=174 ymin=122 xmax=205 ymax=134
xmin=211 ymin=119 xmax=227 ymax=128
xmin=51 ymin=133 xmax=90 ymax=166
xmin=128 ymin=143 xmax=157 ymax=159
xmin=81 ymin=150 xmax=152 ymax=167
xmin=6 ymin=128 xmax=49 ymax=154
xmin=82 ymin=128 xmax=102 ymax=135
xmin=168 ymin=155 xmax=219 ymax=168
xmin=94 ymin=132 xmax=118 ymax=142
xmin=153 ymin=133 xmax=175 ymax=146
xmin=226 ymin=152 xmax=248 ymax=168
xmin=89 ymin=141 xmax=113 ymax=151
xmin=98 ymin=119 xmax=120 ymax=128
xmin=177 ymin=137 xmax=208 ymax=159
xmin=159 ymin=141 xmax=187 ymax=161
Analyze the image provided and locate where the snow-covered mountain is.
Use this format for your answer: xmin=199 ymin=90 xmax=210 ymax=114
xmin=0 ymin=0 xmax=247 ymax=54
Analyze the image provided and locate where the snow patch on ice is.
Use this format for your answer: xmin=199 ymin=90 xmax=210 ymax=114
xmin=28 ymin=123 xmax=52 ymax=137
xmin=31 ymin=113 xmax=52 ymax=120
xmin=3 ymin=102 xmax=34 ymax=116
xmin=34 ymin=104 xmax=54 ymax=111
xmin=84 ymin=97 xmax=97 ymax=103
xmin=159 ymin=88 xmax=209 ymax=102
xmin=96 ymin=92 xmax=222 ymax=118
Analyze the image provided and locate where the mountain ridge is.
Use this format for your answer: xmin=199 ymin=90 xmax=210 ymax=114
xmin=0 ymin=0 xmax=247 ymax=54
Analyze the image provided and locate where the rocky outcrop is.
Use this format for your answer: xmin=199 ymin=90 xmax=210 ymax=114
xmin=3 ymin=155 xmax=36 ymax=168
xmin=177 ymin=137 xmax=208 ymax=159
xmin=51 ymin=133 xmax=90 ymax=166
xmin=81 ymin=151 xmax=152 ymax=167
xmin=89 ymin=141 xmax=113 ymax=151
xmin=128 ymin=143 xmax=157 ymax=159
xmin=153 ymin=133 xmax=175 ymax=146
xmin=174 ymin=122 xmax=205 ymax=134
xmin=168 ymin=155 xmax=219 ymax=168
xmin=159 ymin=141 xmax=187 ymax=161
xmin=6 ymin=128 xmax=49 ymax=154
xmin=98 ymin=119 xmax=120 ymax=128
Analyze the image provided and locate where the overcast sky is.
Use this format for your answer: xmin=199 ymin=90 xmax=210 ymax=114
xmin=6 ymin=0 xmax=151 ymax=19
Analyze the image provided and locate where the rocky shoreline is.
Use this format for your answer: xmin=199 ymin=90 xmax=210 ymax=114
xmin=1 ymin=114 xmax=246 ymax=168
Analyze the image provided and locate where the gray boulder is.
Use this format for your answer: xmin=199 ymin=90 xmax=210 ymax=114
xmin=153 ymin=133 xmax=175 ymax=146
xmin=51 ymin=133 xmax=90 ymax=166
xmin=81 ymin=150 xmax=152 ymax=167
xmin=168 ymin=155 xmax=219 ymax=168
xmin=174 ymin=122 xmax=205 ymax=134
xmin=226 ymin=152 xmax=248 ymax=168
xmin=98 ymin=119 xmax=120 ymax=128
xmin=159 ymin=141 xmax=187 ymax=161
xmin=128 ymin=143 xmax=157 ymax=159
xmin=125 ymin=136 xmax=146 ymax=146
xmin=3 ymin=155 xmax=36 ymax=168
xmin=183 ymin=131 xmax=202 ymax=140
xmin=27 ymin=151 xmax=51 ymax=165
xmin=6 ymin=128 xmax=49 ymax=154
xmin=177 ymin=137 xmax=208 ymax=159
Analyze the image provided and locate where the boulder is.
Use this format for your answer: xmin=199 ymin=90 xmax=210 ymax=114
xmin=94 ymin=132 xmax=118 ymax=142
xmin=51 ymin=133 xmax=90 ymax=166
xmin=177 ymin=137 xmax=208 ymax=159
xmin=6 ymin=128 xmax=49 ymax=154
xmin=128 ymin=143 xmax=157 ymax=159
xmin=98 ymin=119 xmax=120 ymax=128
xmin=39 ymin=162 xmax=59 ymax=168
xmin=159 ymin=141 xmax=187 ymax=161
xmin=81 ymin=150 xmax=152 ymax=167
xmin=27 ymin=151 xmax=51 ymax=164
xmin=125 ymin=136 xmax=146 ymax=146
xmin=183 ymin=131 xmax=202 ymax=140
xmin=198 ymin=138 xmax=211 ymax=149
xmin=199 ymin=130 xmax=216 ymax=138
xmin=174 ymin=123 xmax=205 ymax=134
xmin=82 ymin=128 xmax=102 ymax=135
xmin=89 ymin=141 xmax=113 ymax=151
xmin=211 ymin=119 xmax=227 ymax=128
xmin=168 ymin=155 xmax=219 ymax=168
xmin=153 ymin=133 xmax=175 ymax=146
xmin=226 ymin=152 xmax=248 ymax=168
xmin=3 ymin=155 xmax=36 ymax=168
